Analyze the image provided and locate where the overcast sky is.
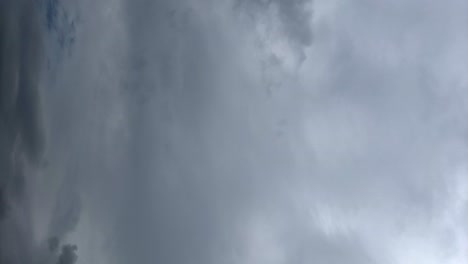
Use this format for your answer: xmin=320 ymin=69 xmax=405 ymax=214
xmin=2 ymin=0 xmax=468 ymax=264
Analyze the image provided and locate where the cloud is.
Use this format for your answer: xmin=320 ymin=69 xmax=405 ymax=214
xmin=48 ymin=0 xmax=468 ymax=263
xmin=3 ymin=0 xmax=467 ymax=264
xmin=234 ymin=0 xmax=313 ymax=70
xmin=48 ymin=179 xmax=82 ymax=240
xmin=235 ymin=0 xmax=313 ymax=45
xmin=0 ymin=1 xmax=48 ymax=264
xmin=0 ymin=188 xmax=9 ymax=221
xmin=57 ymin=244 xmax=78 ymax=264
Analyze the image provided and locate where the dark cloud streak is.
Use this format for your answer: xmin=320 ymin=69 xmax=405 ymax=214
xmin=0 ymin=1 xmax=45 ymax=264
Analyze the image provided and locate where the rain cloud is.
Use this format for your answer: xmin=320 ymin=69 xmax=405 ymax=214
xmin=3 ymin=1 xmax=468 ymax=264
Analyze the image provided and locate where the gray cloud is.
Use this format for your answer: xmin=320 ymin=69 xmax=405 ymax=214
xmin=48 ymin=179 xmax=81 ymax=240
xmin=0 ymin=1 xmax=45 ymax=264
xmin=233 ymin=0 xmax=313 ymax=70
xmin=235 ymin=0 xmax=313 ymax=46
xmin=57 ymin=244 xmax=78 ymax=264
xmin=3 ymin=0 xmax=468 ymax=264
xmin=42 ymin=1 xmax=468 ymax=264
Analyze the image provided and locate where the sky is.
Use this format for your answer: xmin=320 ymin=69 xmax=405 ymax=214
xmin=2 ymin=0 xmax=468 ymax=264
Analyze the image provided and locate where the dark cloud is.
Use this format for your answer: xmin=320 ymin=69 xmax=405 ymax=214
xmin=48 ymin=181 xmax=81 ymax=240
xmin=57 ymin=244 xmax=78 ymax=264
xmin=0 ymin=0 xmax=46 ymax=264
xmin=48 ymin=236 xmax=60 ymax=252
xmin=0 ymin=188 xmax=9 ymax=221
xmin=3 ymin=1 xmax=468 ymax=264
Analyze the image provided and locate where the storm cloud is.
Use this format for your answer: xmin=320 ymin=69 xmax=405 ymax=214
xmin=3 ymin=0 xmax=468 ymax=264
xmin=0 ymin=1 xmax=45 ymax=264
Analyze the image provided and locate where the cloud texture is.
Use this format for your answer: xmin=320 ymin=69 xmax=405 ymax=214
xmin=3 ymin=0 xmax=468 ymax=264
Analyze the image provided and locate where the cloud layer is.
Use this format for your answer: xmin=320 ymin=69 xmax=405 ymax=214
xmin=3 ymin=1 xmax=468 ymax=264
